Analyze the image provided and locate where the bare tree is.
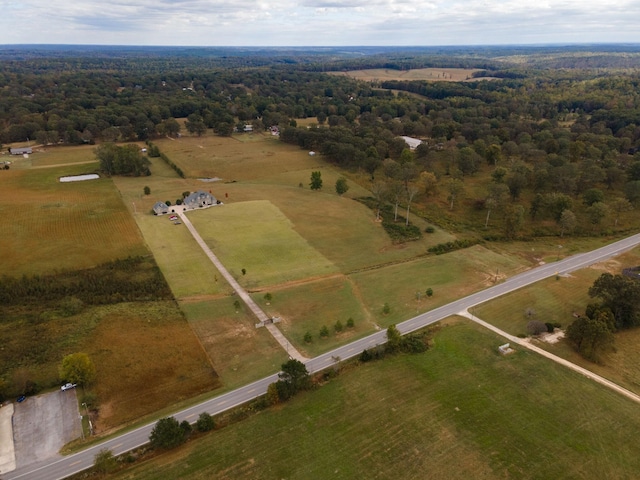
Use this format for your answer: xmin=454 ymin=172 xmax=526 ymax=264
xmin=405 ymin=183 xmax=420 ymax=226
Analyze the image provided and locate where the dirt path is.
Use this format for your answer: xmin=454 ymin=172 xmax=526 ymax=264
xmin=177 ymin=209 xmax=307 ymax=362
xmin=458 ymin=310 xmax=640 ymax=405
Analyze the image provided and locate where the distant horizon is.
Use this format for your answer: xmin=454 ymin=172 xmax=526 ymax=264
xmin=4 ymin=1 xmax=640 ymax=47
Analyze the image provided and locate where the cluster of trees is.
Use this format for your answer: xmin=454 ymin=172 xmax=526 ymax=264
xmin=266 ymin=359 xmax=311 ymax=404
xmin=566 ymin=273 xmax=640 ymax=361
xmin=95 ymin=143 xmax=150 ymax=176
xmin=0 ymin=256 xmax=172 ymax=308
xmin=304 ymin=318 xmax=355 ymax=343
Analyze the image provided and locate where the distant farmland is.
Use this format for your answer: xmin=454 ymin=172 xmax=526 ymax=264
xmin=328 ymin=67 xmax=484 ymax=82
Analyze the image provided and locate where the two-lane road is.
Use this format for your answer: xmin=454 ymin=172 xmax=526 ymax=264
xmin=7 ymin=233 xmax=640 ymax=480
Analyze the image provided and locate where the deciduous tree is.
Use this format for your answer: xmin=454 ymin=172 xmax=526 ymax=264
xmin=60 ymin=353 xmax=95 ymax=386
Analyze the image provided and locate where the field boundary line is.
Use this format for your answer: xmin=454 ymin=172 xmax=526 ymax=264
xmin=177 ymin=209 xmax=307 ymax=362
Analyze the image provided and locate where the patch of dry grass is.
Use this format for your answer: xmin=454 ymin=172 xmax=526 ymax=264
xmin=328 ymin=67 xmax=483 ymax=82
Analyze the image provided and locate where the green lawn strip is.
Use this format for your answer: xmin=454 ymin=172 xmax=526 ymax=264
xmin=254 ymin=275 xmax=375 ymax=357
xmin=188 ymin=200 xmax=339 ymax=288
xmin=179 ymin=298 xmax=289 ymax=390
xmin=351 ymin=244 xmax=526 ymax=328
xmin=112 ymin=320 xmax=640 ymax=479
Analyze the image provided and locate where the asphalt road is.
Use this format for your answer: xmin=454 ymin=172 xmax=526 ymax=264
xmin=6 ymin=233 xmax=640 ymax=480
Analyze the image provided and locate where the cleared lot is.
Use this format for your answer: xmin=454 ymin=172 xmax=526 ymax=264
xmin=12 ymin=389 xmax=81 ymax=468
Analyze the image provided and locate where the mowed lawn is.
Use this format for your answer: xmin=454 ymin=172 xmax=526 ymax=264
xmin=113 ymin=320 xmax=640 ymax=480
xmin=0 ymin=167 xmax=147 ymax=276
xmin=189 ymin=200 xmax=339 ymax=288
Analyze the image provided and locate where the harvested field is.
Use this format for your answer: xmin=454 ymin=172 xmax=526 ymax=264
xmin=328 ymin=67 xmax=484 ymax=82
xmin=0 ymin=167 xmax=147 ymax=276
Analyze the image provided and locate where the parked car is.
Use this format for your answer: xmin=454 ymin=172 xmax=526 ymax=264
xmin=16 ymin=395 xmax=26 ymax=403
xmin=61 ymin=383 xmax=77 ymax=391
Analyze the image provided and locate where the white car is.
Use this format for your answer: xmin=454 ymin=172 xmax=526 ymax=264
xmin=61 ymin=383 xmax=77 ymax=391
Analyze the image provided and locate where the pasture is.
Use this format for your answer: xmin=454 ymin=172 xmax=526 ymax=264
xmin=188 ymin=200 xmax=339 ymax=288
xmin=328 ymin=67 xmax=483 ymax=82
xmin=0 ymin=166 xmax=147 ymax=276
xmin=112 ymin=320 xmax=640 ymax=479
xmin=475 ymin=246 xmax=640 ymax=396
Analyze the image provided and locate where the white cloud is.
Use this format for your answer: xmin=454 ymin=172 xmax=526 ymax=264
xmin=1 ymin=0 xmax=640 ymax=45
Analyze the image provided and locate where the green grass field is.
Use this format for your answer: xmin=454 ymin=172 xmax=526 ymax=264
xmin=189 ymin=200 xmax=339 ymax=288
xmin=475 ymin=246 xmax=640 ymax=397
xmin=112 ymin=320 xmax=640 ymax=479
xmin=0 ymin=166 xmax=147 ymax=276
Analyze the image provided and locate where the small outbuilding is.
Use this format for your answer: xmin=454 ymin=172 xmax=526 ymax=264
xmin=183 ymin=190 xmax=217 ymax=209
xmin=152 ymin=201 xmax=169 ymax=215
xmin=10 ymin=147 xmax=32 ymax=155
xmin=400 ymin=136 xmax=423 ymax=150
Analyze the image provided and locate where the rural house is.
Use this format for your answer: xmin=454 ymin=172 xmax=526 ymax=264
xmin=152 ymin=201 xmax=169 ymax=215
xmin=10 ymin=147 xmax=33 ymax=155
xmin=183 ymin=190 xmax=217 ymax=209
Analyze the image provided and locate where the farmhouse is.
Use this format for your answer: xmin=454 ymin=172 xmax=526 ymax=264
xmin=152 ymin=201 xmax=169 ymax=215
xmin=183 ymin=190 xmax=217 ymax=209
xmin=10 ymin=147 xmax=33 ymax=155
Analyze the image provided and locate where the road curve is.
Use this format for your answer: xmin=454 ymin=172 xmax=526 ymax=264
xmin=6 ymin=233 xmax=640 ymax=480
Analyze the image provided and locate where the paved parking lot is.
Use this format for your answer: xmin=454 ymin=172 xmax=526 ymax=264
xmin=11 ymin=389 xmax=82 ymax=469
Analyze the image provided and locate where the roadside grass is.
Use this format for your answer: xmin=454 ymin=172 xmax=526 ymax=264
xmin=351 ymin=244 xmax=525 ymax=327
xmin=188 ymin=200 xmax=339 ymax=288
xmin=474 ymin=246 xmax=640 ymax=396
xmin=179 ymin=298 xmax=289 ymax=390
xmin=255 ymin=275 xmax=375 ymax=357
xmin=111 ymin=320 xmax=640 ymax=480
xmin=0 ymin=167 xmax=147 ymax=277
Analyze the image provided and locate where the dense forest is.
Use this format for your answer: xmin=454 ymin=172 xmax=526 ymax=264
xmin=4 ymin=45 xmax=640 ymax=239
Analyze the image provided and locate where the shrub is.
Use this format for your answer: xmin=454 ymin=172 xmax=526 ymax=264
xmin=382 ymin=302 xmax=391 ymax=315
xmin=545 ymin=322 xmax=556 ymax=333
xmin=334 ymin=320 xmax=343 ymax=333
xmin=319 ymin=326 xmax=329 ymax=338
xmin=527 ymin=320 xmax=547 ymax=336
xmin=346 ymin=317 xmax=355 ymax=328
xmin=143 ymin=186 xmax=151 ymax=195
xmin=425 ymin=226 xmax=436 ymax=233
xmin=94 ymin=449 xmax=117 ymax=474
xmin=303 ymin=331 xmax=312 ymax=343
xmin=149 ymin=417 xmax=187 ymax=450
xmin=196 ymin=412 xmax=215 ymax=432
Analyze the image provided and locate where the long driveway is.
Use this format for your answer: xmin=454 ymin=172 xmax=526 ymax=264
xmin=177 ymin=210 xmax=306 ymax=362
xmin=6 ymin=233 xmax=640 ymax=480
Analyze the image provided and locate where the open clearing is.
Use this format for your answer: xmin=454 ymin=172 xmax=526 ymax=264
xmin=328 ymin=67 xmax=484 ymax=82
xmin=189 ymin=200 xmax=338 ymax=288
xmin=112 ymin=320 xmax=640 ymax=480
xmin=0 ymin=166 xmax=147 ymax=276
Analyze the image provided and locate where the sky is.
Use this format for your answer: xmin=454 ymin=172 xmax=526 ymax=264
xmin=2 ymin=0 xmax=640 ymax=46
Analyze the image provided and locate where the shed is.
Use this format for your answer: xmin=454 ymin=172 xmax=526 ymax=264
xmin=400 ymin=136 xmax=423 ymax=150
xmin=10 ymin=147 xmax=32 ymax=155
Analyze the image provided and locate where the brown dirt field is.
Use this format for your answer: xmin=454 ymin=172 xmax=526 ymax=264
xmin=85 ymin=302 xmax=219 ymax=433
xmin=328 ymin=67 xmax=484 ymax=82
